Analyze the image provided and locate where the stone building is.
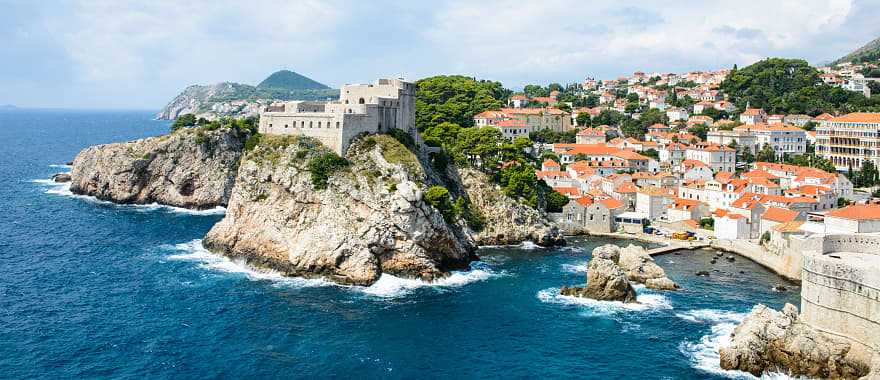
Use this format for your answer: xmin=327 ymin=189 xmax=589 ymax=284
xmin=258 ymin=78 xmax=417 ymax=155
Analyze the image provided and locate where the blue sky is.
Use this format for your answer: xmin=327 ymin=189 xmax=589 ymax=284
xmin=1 ymin=0 xmax=878 ymax=109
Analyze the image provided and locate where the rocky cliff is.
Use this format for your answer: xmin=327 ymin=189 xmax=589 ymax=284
xmin=69 ymin=126 xmax=246 ymax=209
xmin=616 ymin=244 xmax=679 ymax=290
xmin=458 ymin=168 xmax=563 ymax=246
xmin=720 ymin=303 xmax=871 ymax=379
xmin=202 ymin=134 xmax=477 ymax=286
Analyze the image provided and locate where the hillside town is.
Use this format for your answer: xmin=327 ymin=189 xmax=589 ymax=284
xmin=468 ymin=66 xmax=880 ymax=246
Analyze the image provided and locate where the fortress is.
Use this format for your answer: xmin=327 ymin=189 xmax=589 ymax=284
xmin=258 ymin=78 xmax=418 ymax=155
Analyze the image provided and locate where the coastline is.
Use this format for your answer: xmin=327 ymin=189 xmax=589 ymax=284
xmin=566 ymin=231 xmax=802 ymax=282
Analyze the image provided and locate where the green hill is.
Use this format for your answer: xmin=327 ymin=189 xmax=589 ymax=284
xmin=257 ymin=70 xmax=330 ymax=90
xmin=832 ymin=36 xmax=880 ymax=65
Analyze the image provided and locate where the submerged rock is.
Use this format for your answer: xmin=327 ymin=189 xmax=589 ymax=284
xmin=458 ymin=168 xmax=564 ymax=247
xmin=720 ymin=304 xmax=870 ymax=379
xmin=696 ymin=270 xmax=710 ymax=276
xmin=52 ymin=173 xmax=71 ymax=183
xmin=561 ymin=246 xmax=636 ymax=302
xmin=69 ymin=127 xmax=246 ymax=209
xmin=202 ymin=134 xmax=476 ymax=286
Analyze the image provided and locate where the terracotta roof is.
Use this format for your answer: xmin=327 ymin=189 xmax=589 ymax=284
xmin=742 ymin=108 xmax=765 ymax=116
xmin=683 ymin=219 xmax=699 ymax=228
xmin=827 ymin=113 xmax=880 ymax=124
xmin=575 ymin=197 xmax=593 ymax=206
xmin=742 ymin=169 xmax=779 ymax=179
xmin=682 ymin=159 xmax=709 ymax=169
xmin=762 ymin=207 xmax=800 ymax=223
xmin=543 ymin=159 xmax=560 ymax=168
xmin=734 ymin=123 xmax=804 ymax=132
xmin=826 ymin=204 xmax=880 ymax=220
xmin=599 ymin=198 xmax=623 ymax=209
xmin=814 ymin=113 xmax=834 ymax=121
xmin=553 ymin=186 xmax=580 ymax=197
xmin=615 ymin=182 xmax=639 ymax=193
xmin=639 ymin=185 xmax=668 ymax=196
xmin=474 ymin=110 xmax=507 ymax=119
xmin=494 ymin=119 xmax=527 ymax=127
xmin=577 ymin=128 xmax=605 ymax=136
xmin=536 ymin=170 xmax=570 ymax=178
xmin=715 ymin=171 xmax=735 ymax=183
xmin=773 ymin=220 xmax=805 ymax=233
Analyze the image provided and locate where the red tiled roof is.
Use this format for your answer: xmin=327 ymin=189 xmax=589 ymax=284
xmin=599 ymin=198 xmax=623 ymax=209
xmin=762 ymin=207 xmax=800 ymax=223
xmin=826 ymin=204 xmax=880 ymax=220
xmin=827 ymin=113 xmax=880 ymax=124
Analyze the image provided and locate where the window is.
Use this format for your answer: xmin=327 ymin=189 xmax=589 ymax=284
xmin=309 ymin=121 xmax=313 ymax=128
xmin=359 ymin=98 xmax=365 ymax=104
xmin=336 ymin=122 xmax=340 ymax=128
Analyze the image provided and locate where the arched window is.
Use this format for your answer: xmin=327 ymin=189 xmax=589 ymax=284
xmin=309 ymin=121 xmax=313 ymax=128
xmin=359 ymin=98 xmax=365 ymax=104
xmin=318 ymin=122 xmax=322 ymax=128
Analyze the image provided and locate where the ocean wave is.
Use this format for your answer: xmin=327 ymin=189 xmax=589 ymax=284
xmin=561 ymin=262 xmax=588 ymax=274
xmin=358 ymin=262 xmax=502 ymax=298
xmin=678 ymin=309 xmax=795 ymax=379
xmin=165 ymin=240 xmax=333 ymax=288
xmin=33 ymin=179 xmax=226 ymax=215
xmin=536 ymin=287 xmax=672 ymax=315
xmin=166 ymin=240 xmax=501 ymax=298
xmin=49 ymin=164 xmax=72 ymax=169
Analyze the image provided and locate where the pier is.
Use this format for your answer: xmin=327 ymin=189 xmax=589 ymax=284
xmin=647 ymin=241 xmax=709 ymax=256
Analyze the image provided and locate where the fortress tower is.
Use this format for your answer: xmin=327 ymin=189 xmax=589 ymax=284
xmin=258 ymin=78 xmax=418 ymax=155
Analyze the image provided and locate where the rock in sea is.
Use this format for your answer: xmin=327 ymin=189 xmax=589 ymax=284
xmin=560 ymin=245 xmax=637 ymax=302
xmin=52 ymin=173 xmax=71 ymax=183
xmin=719 ymin=303 xmax=870 ymax=378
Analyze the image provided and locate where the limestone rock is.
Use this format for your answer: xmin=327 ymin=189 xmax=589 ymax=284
xmin=720 ymin=303 xmax=870 ymax=379
xmin=52 ymin=173 xmax=71 ymax=183
xmin=617 ymin=244 xmax=679 ymax=290
xmin=561 ymin=244 xmax=636 ymax=302
xmin=202 ymin=134 xmax=476 ymax=286
xmin=458 ymin=168 xmax=565 ymax=247
xmin=69 ymin=127 xmax=246 ymax=209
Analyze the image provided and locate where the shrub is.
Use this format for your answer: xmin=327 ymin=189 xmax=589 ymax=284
xmin=243 ymin=133 xmax=262 ymax=152
xmin=545 ymin=190 xmax=569 ymax=213
xmin=454 ymin=197 xmax=485 ymax=231
xmin=761 ymin=231 xmax=771 ymax=244
xmin=308 ymin=152 xmax=349 ymax=190
xmin=425 ymin=186 xmax=455 ymax=221
xmin=388 ymin=128 xmax=415 ymax=150
xmin=171 ymin=113 xmax=197 ymax=132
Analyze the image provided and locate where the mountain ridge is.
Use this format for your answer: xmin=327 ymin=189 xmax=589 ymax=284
xmin=832 ymin=36 xmax=880 ymax=65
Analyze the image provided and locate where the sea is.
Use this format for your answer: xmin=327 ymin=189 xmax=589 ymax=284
xmin=0 ymin=109 xmax=801 ymax=379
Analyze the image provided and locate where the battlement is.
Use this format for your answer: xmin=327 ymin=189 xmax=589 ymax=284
xmin=258 ymin=78 xmax=417 ymax=155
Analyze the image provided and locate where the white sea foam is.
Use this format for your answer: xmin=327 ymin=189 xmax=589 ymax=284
xmin=561 ymin=262 xmax=589 ymax=274
xmin=166 ymin=240 xmax=332 ymax=288
xmin=678 ymin=309 xmax=797 ymax=379
xmin=519 ymin=241 xmax=541 ymax=250
xmin=358 ymin=262 xmax=501 ymax=298
xmin=536 ymin=287 xmax=672 ymax=315
xmin=165 ymin=240 xmax=500 ymax=297
xmin=49 ymin=164 xmax=72 ymax=169
xmin=34 ymin=179 xmax=226 ymax=215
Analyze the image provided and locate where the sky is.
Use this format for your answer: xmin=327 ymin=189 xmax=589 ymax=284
xmin=1 ymin=0 xmax=879 ymax=110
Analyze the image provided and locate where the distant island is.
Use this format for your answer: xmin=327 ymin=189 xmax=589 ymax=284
xmin=156 ymin=70 xmax=339 ymax=120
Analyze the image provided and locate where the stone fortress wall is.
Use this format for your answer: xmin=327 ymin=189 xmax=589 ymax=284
xmin=799 ymin=234 xmax=880 ymax=359
xmin=258 ymin=78 xmax=417 ymax=155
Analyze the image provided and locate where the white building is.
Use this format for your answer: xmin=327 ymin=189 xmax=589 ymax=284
xmin=739 ymin=108 xmax=767 ymax=125
xmin=666 ymin=107 xmax=689 ymax=122
xmin=685 ymin=143 xmax=736 ymax=173
xmin=734 ymin=124 xmax=806 ymax=157
xmin=259 ymin=78 xmax=417 ymax=155
xmin=824 ymin=204 xmax=880 ymax=234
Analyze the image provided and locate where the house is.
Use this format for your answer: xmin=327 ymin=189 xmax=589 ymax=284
xmin=815 ymin=113 xmax=880 ymax=171
xmin=685 ymin=143 xmax=736 ymax=173
xmin=636 ymin=185 xmax=672 ymax=220
xmin=730 ymin=193 xmax=768 ymax=238
xmin=658 ymin=142 xmax=687 ymax=165
xmin=693 ymin=101 xmax=715 ymax=115
xmin=508 ymin=95 xmax=528 ymax=108
xmin=824 ymin=204 xmax=880 ymax=234
xmin=767 ymin=114 xmax=785 ymax=125
xmin=687 ymin=115 xmax=714 ymax=127
xmin=681 ymin=160 xmax=714 ymax=181
xmin=714 ymin=209 xmax=751 ymax=240
xmin=707 ymin=128 xmax=758 ymax=154
xmin=576 ymin=128 xmax=606 ymax=144
xmin=714 ymin=101 xmax=736 ymax=113
xmin=783 ymin=114 xmax=813 ymax=127
xmin=614 ymin=211 xmax=650 ymax=233
xmin=734 ymin=123 xmax=806 ymax=157
xmin=759 ymin=207 xmax=805 ymax=237
xmin=473 ymin=110 xmax=509 ymax=127
xmin=666 ymin=107 xmax=689 ymax=122
xmin=541 ymin=159 xmax=561 ymax=171
xmin=501 ymin=107 xmax=574 ymax=132
xmin=740 ymin=108 xmax=767 ymax=125
xmin=560 ymin=197 xmax=624 ymax=233
xmin=492 ymin=119 xmax=531 ymax=140
xmin=667 ymin=198 xmax=709 ymax=222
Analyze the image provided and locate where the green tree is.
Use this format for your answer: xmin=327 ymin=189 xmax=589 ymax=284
xmin=642 ymin=148 xmax=660 ymax=160
xmin=584 ymin=95 xmax=599 ymax=107
xmin=545 ymin=190 xmax=569 ymax=213
xmin=171 ymin=113 xmax=197 ymax=132
xmin=857 ymin=161 xmax=879 ymax=187
xmin=453 ymin=126 xmax=503 ymax=170
xmin=425 ymin=186 xmax=455 ymax=221
xmin=593 ymin=109 xmax=624 ymax=126
xmin=576 ymin=112 xmax=591 ymax=127
xmin=756 ymin=143 xmax=777 ymax=163
xmin=415 ymin=75 xmax=507 ymax=131
xmin=687 ymin=124 xmax=709 ymax=140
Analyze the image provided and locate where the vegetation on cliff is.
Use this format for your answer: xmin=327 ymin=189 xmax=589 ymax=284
xmin=721 ymin=58 xmax=880 ymax=115
xmin=257 ymin=70 xmax=331 ymax=91
xmin=415 ymin=76 xmax=567 ymax=213
xmin=832 ymin=36 xmax=880 ymax=65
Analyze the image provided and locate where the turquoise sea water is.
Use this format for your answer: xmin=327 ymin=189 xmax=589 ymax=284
xmin=0 ymin=110 xmax=801 ymax=379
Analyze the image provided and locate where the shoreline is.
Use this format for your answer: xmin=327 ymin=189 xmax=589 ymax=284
xmin=564 ymin=231 xmax=802 ymax=282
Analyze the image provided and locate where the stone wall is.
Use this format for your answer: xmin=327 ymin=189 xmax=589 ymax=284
xmin=800 ymin=234 xmax=880 ymax=359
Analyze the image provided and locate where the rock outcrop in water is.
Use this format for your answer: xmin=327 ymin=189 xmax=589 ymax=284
xmin=458 ymin=168 xmax=564 ymax=247
xmin=720 ymin=303 xmax=871 ymax=379
xmin=616 ymin=244 xmax=679 ymax=290
xmin=202 ymin=134 xmax=477 ymax=286
xmin=69 ymin=127 xmax=247 ymax=209
xmin=561 ymin=244 xmax=637 ymax=302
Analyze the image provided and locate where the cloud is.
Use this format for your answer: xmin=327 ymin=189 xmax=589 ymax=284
xmin=0 ymin=0 xmax=877 ymax=108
